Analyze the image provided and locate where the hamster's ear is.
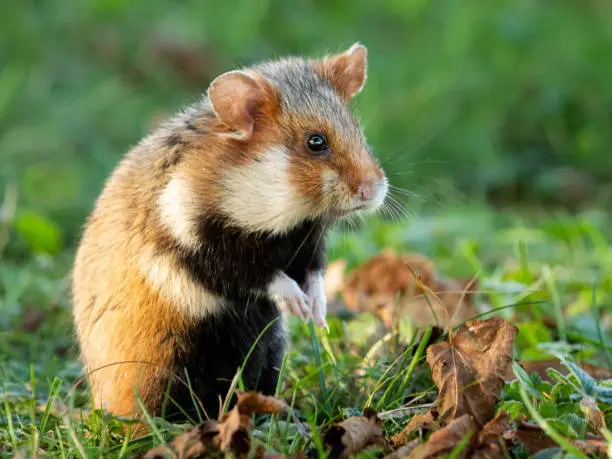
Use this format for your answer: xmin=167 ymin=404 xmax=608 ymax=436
xmin=319 ymin=43 xmax=368 ymax=101
xmin=207 ymin=70 xmax=274 ymax=140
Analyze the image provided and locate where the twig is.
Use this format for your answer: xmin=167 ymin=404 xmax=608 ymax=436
xmin=377 ymin=402 xmax=436 ymax=420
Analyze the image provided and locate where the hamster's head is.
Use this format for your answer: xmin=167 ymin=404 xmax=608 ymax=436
xmin=190 ymin=43 xmax=387 ymax=235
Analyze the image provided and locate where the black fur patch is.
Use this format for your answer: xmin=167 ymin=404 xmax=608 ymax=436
xmin=166 ymin=297 xmax=285 ymax=420
xmin=175 ymin=216 xmax=327 ymax=298
xmin=157 ymin=215 xmax=327 ymax=419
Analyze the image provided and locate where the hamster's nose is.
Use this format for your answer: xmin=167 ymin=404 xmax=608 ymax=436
xmin=357 ymin=181 xmax=376 ymax=202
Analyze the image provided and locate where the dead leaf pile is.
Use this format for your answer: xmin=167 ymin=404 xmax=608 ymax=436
xmin=325 ymin=248 xmax=479 ymax=328
xmin=141 ymin=309 xmax=611 ymax=458
xmin=386 ymin=317 xmax=610 ymax=458
xmin=144 ymin=391 xmax=287 ymax=459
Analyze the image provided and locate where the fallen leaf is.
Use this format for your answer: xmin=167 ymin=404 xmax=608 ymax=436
xmin=253 ymin=445 xmax=304 ymax=459
xmin=217 ymin=404 xmax=250 ymax=454
xmin=426 ymin=317 xmax=518 ymax=425
xmin=217 ymin=391 xmax=287 ymax=454
xmin=577 ymin=433 xmax=610 ymax=456
xmin=234 ymin=391 xmax=288 ymax=415
xmin=512 ymin=420 xmax=556 ymax=455
xmin=383 ymin=439 xmax=420 ymax=459
xmin=581 ymin=362 xmax=612 ymax=379
xmin=406 ymin=414 xmax=477 ymax=459
xmin=471 ymin=411 xmax=514 ymax=459
xmin=340 ymin=249 xmax=478 ymax=328
xmin=477 ymin=411 xmax=513 ymax=443
xmin=144 ymin=422 xmax=219 ymax=458
xmin=391 ymin=411 xmax=438 ymax=447
xmin=514 ymin=420 xmax=611 ymax=456
xmin=323 ymin=408 xmax=386 ymax=459
xmin=144 ymin=391 xmax=287 ymax=459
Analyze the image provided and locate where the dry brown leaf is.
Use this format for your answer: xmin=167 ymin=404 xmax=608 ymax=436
xmin=340 ymin=249 xmax=478 ymax=328
xmin=426 ymin=317 xmax=518 ymax=426
xmin=217 ymin=404 xmax=250 ymax=454
xmin=471 ymin=411 xmax=514 ymax=459
xmin=581 ymin=362 xmax=612 ymax=379
xmin=391 ymin=411 xmax=438 ymax=447
xmin=514 ymin=420 xmax=610 ymax=456
xmin=383 ymin=439 xmax=420 ymax=459
xmin=217 ymin=391 xmax=287 ymax=454
xmin=504 ymin=358 xmax=612 ymax=382
xmin=253 ymin=445 xmax=305 ymax=459
xmin=477 ymin=411 xmax=513 ymax=444
xmin=323 ymin=409 xmax=386 ymax=459
xmin=512 ymin=420 xmax=557 ymax=455
xmin=396 ymin=409 xmax=607 ymax=459
xmin=399 ymin=412 xmax=513 ymax=459
xmin=234 ymin=391 xmax=288 ymax=415
xmin=144 ymin=422 xmax=219 ymax=458
xmin=576 ymin=433 xmax=610 ymax=455
xmin=144 ymin=391 xmax=287 ymax=459
xmin=406 ymin=414 xmax=477 ymax=459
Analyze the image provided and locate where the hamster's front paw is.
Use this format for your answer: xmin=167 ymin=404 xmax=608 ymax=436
xmin=304 ymin=271 xmax=328 ymax=329
xmin=267 ymin=271 xmax=311 ymax=320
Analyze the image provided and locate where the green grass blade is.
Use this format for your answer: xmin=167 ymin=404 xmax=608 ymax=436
xmin=135 ymin=394 xmax=165 ymax=445
xmin=3 ymin=400 xmax=18 ymax=452
xmin=308 ymin=320 xmax=328 ymax=406
xmin=39 ymin=377 xmax=62 ymax=435
xmin=395 ymin=327 xmax=432 ymax=401
xmin=543 ymin=265 xmax=567 ymax=342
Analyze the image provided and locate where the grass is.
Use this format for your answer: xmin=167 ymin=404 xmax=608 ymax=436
xmin=3 ymin=3 xmax=612 ymax=455
xmin=1 ymin=204 xmax=612 ymax=457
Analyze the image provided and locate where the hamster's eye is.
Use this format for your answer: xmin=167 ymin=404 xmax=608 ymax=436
xmin=307 ymin=134 xmax=329 ymax=153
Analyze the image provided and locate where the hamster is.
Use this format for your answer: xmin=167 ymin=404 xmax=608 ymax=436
xmin=72 ymin=43 xmax=388 ymax=420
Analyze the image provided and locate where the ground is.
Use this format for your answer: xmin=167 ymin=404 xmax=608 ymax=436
xmin=2 ymin=204 xmax=612 ymax=457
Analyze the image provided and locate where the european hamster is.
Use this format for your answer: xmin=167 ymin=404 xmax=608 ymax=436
xmin=72 ymin=43 xmax=388 ymax=420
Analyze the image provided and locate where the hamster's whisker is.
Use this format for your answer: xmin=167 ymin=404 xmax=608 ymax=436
xmin=380 ymin=201 xmax=399 ymax=223
xmin=388 ymin=184 xmax=417 ymax=197
xmin=386 ymin=194 xmax=417 ymax=223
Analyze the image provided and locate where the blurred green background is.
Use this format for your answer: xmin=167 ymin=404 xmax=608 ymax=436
xmin=2 ymin=0 xmax=612 ymax=258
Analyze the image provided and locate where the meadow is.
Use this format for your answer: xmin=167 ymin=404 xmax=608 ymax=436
xmin=2 ymin=1 xmax=612 ymax=457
